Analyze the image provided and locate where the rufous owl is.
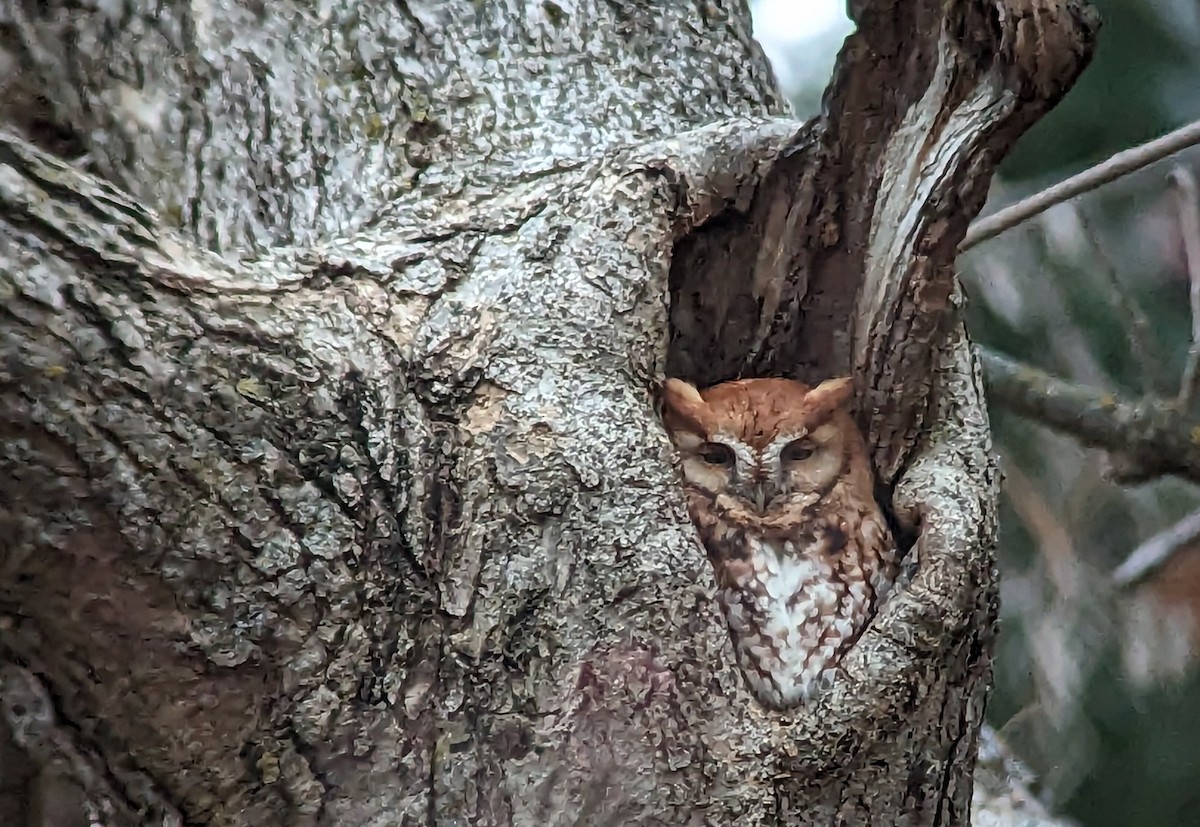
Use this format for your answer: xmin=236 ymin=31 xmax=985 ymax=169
xmin=661 ymin=376 xmax=898 ymax=709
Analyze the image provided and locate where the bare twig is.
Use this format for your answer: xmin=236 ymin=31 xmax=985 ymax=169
xmin=1169 ymin=166 xmax=1200 ymax=411
xmin=962 ymin=119 xmax=1200 ymax=252
xmin=980 ymin=347 xmax=1200 ymax=485
xmin=1074 ymin=206 xmax=1164 ymax=393
xmin=1112 ymin=506 xmax=1200 ymax=587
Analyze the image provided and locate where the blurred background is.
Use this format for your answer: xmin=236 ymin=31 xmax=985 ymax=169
xmin=751 ymin=1 xmax=1200 ymax=825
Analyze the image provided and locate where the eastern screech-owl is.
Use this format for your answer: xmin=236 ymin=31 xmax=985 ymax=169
xmin=661 ymin=376 xmax=898 ymax=709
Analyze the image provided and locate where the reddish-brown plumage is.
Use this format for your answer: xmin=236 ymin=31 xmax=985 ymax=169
xmin=661 ymin=375 xmax=897 ymax=708
xmin=663 ymin=376 xmax=854 ymax=453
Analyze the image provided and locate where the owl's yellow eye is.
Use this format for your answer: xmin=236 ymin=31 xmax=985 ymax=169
xmin=698 ymin=442 xmax=734 ymax=466
xmin=781 ymin=440 xmax=814 ymax=462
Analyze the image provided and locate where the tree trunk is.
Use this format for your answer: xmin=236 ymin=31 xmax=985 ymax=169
xmin=0 ymin=1 xmax=1096 ymax=825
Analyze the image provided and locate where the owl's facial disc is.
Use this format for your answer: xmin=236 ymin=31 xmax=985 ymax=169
xmin=672 ymin=431 xmax=741 ymax=496
xmin=769 ymin=422 xmax=845 ymax=497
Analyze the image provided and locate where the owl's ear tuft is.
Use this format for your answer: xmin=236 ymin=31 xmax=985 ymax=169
xmin=802 ymin=376 xmax=855 ymax=420
xmin=661 ymin=378 xmax=710 ymax=431
xmin=663 ymin=378 xmax=704 ymax=405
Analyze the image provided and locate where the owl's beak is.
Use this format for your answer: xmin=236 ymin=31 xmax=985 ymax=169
xmin=752 ymin=483 xmax=769 ymax=513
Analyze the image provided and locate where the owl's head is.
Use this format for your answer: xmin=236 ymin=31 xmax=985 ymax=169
xmin=661 ymin=376 xmax=869 ymax=514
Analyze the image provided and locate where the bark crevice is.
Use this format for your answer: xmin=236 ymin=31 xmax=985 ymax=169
xmin=2 ymin=1 xmax=1096 ymax=825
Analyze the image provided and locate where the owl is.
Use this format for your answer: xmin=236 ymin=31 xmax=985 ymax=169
xmin=661 ymin=376 xmax=898 ymax=709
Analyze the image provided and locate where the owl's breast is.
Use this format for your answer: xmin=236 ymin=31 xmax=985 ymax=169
xmin=707 ymin=530 xmax=883 ymax=708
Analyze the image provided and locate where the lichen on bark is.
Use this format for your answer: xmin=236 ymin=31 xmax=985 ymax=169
xmin=2 ymin=1 xmax=1096 ymax=825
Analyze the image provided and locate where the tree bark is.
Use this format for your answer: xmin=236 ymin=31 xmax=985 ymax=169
xmin=0 ymin=1 xmax=1096 ymax=825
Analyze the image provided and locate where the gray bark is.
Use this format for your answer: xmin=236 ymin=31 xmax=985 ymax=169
xmin=0 ymin=0 xmax=1095 ymax=825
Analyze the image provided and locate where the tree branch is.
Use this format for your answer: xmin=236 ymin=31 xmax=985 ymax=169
xmin=1112 ymin=506 xmax=1200 ymax=587
xmin=962 ymin=119 xmax=1200 ymax=252
xmin=1169 ymin=166 xmax=1200 ymax=411
xmin=1075 ymin=206 xmax=1165 ymax=393
xmin=980 ymin=347 xmax=1200 ymax=484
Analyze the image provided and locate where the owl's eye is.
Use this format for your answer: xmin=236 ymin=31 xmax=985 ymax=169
xmin=698 ymin=442 xmax=735 ymax=466
xmin=781 ymin=440 xmax=815 ymax=462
